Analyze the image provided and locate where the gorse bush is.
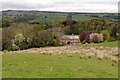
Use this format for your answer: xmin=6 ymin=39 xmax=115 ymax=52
xmin=11 ymin=44 xmax=20 ymax=51
xmin=14 ymin=33 xmax=25 ymax=45
xmin=12 ymin=33 xmax=29 ymax=50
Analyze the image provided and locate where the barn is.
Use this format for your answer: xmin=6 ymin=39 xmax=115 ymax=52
xmin=61 ymin=35 xmax=80 ymax=44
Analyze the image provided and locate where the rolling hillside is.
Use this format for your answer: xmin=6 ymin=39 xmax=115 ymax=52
xmin=2 ymin=10 xmax=118 ymax=24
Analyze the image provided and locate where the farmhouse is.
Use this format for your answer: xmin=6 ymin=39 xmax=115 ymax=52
xmin=61 ymin=35 xmax=80 ymax=44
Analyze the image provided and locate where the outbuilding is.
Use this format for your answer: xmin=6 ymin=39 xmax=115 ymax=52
xmin=61 ymin=35 xmax=80 ymax=44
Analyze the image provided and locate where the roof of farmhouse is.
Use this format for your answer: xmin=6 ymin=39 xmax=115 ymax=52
xmin=62 ymin=35 xmax=79 ymax=40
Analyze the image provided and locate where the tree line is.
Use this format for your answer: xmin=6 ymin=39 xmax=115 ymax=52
xmin=1 ymin=16 xmax=119 ymax=51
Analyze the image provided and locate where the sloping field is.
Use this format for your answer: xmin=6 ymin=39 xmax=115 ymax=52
xmin=4 ymin=45 xmax=118 ymax=61
xmin=2 ymin=41 xmax=119 ymax=78
xmin=3 ymin=53 xmax=118 ymax=78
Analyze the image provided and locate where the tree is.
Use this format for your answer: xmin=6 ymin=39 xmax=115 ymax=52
xmin=80 ymin=31 xmax=92 ymax=43
xmin=2 ymin=27 xmax=15 ymax=50
xmin=70 ymin=24 xmax=79 ymax=35
xmin=110 ymin=26 xmax=117 ymax=39
xmin=31 ymin=30 xmax=59 ymax=47
xmin=66 ymin=13 xmax=72 ymax=26
xmin=2 ymin=18 xmax=11 ymax=28
xmin=63 ymin=26 xmax=71 ymax=35
xmin=101 ymin=30 xmax=110 ymax=41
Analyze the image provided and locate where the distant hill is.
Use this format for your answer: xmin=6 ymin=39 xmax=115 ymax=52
xmin=1 ymin=10 xmax=118 ymax=24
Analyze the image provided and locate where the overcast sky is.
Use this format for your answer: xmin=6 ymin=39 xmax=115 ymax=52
xmin=1 ymin=0 xmax=119 ymax=13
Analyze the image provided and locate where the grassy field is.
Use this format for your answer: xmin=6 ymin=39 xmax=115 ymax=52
xmin=2 ymin=41 xmax=119 ymax=78
xmin=2 ymin=53 xmax=118 ymax=78
xmin=75 ymin=41 xmax=119 ymax=48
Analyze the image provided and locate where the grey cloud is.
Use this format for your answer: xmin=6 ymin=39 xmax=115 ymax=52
xmin=1 ymin=1 xmax=117 ymax=13
xmin=2 ymin=2 xmax=54 ymax=10
xmin=88 ymin=2 xmax=118 ymax=5
xmin=53 ymin=1 xmax=74 ymax=4
xmin=2 ymin=2 xmax=32 ymax=9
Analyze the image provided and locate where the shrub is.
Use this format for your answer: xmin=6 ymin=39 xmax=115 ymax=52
xmin=108 ymin=37 xmax=116 ymax=42
xmin=89 ymin=33 xmax=103 ymax=43
xmin=51 ymin=39 xmax=58 ymax=46
xmin=14 ymin=33 xmax=25 ymax=45
xmin=116 ymin=34 xmax=120 ymax=40
xmin=13 ymin=33 xmax=29 ymax=50
xmin=98 ymin=33 xmax=104 ymax=42
xmin=11 ymin=44 xmax=20 ymax=51
xmin=38 ymin=41 xmax=46 ymax=47
xmin=33 ymin=40 xmax=45 ymax=47
xmin=30 ymin=34 xmax=45 ymax=48
xmin=58 ymin=41 xmax=65 ymax=46
xmin=92 ymin=34 xmax=99 ymax=43
xmin=101 ymin=30 xmax=110 ymax=41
